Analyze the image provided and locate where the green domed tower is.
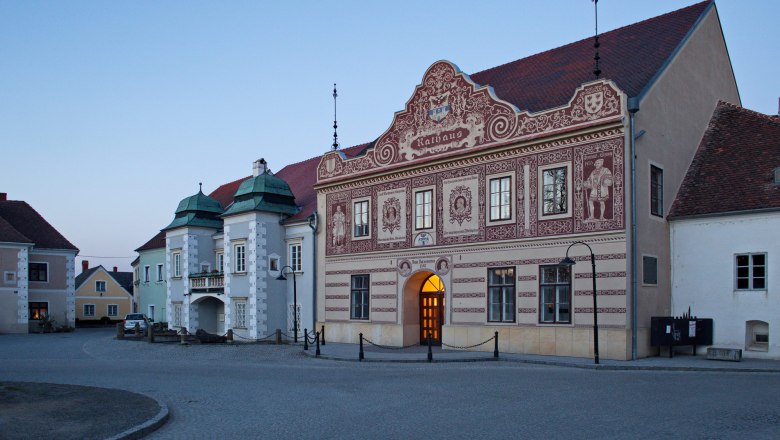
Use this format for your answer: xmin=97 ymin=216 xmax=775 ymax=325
xmin=163 ymin=185 xmax=224 ymax=231
xmin=222 ymin=158 xmax=300 ymax=217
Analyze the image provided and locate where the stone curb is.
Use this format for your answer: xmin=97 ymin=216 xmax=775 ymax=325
xmin=303 ymin=349 xmax=780 ymax=372
xmin=106 ymin=395 xmax=170 ymax=440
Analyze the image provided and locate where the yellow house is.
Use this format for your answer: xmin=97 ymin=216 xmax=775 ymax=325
xmin=75 ymin=262 xmax=134 ymax=323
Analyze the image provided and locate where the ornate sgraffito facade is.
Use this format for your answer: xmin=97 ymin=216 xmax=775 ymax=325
xmin=317 ymin=60 xmax=631 ymax=359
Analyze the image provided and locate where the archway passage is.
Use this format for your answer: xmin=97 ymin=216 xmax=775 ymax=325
xmin=420 ymin=274 xmax=445 ymax=345
xmin=194 ymin=296 xmax=225 ymax=335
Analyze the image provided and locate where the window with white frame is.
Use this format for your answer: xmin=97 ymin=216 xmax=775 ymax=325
xmin=107 ymin=304 xmax=118 ymax=317
xmin=650 ymin=165 xmax=664 ymax=217
xmin=415 ymin=190 xmax=433 ymax=229
xmin=95 ymin=280 xmax=106 ymax=293
xmin=173 ymin=252 xmax=181 ymax=278
xmin=489 ymin=176 xmax=512 ymax=221
xmin=28 ymin=262 xmax=48 ymax=282
xmin=487 ymin=267 xmax=515 ymax=322
xmin=269 ymin=256 xmax=279 ymax=272
xmin=216 ymin=252 xmax=224 ymax=273
xmin=539 ymin=265 xmax=571 ymax=324
xmin=157 ymin=264 xmax=164 ymax=281
xmin=173 ymin=303 xmax=183 ymax=327
xmin=4 ymin=271 xmax=16 ymax=284
xmin=290 ymin=243 xmax=302 ymax=272
xmin=144 ymin=265 xmax=150 ymax=282
xmin=542 ymin=167 xmax=568 ymax=215
xmin=84 ymin=304 xmax=95 ymax=317
xmin=351 ymin=274 xmax=370 ymax=320
xmin=234 ymin=300 xmax=247 ymax=328
xmin=234 ymin=243 xmax=246 ymax=273
xmin=353 ymin=200 xmax=370 ymax=237
xmin=133 ymin=267 xmax=139 ymax=283
xmin=736 ymin=253 xmax=766 ymax=290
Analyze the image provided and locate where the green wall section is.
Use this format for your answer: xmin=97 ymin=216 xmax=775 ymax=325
xmin=137 ymin=248 xmax=167 ymax=323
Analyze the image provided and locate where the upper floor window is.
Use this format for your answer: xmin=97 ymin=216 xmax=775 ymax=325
xmin=489 ymin=177 xmax=511 ymax=221
xmin=487 ymin=267 xmax=515 ymax=322
xmin=95 ymin=280 xmax=106 ymax=292
xmin=354 ymin=200 xmax=370 ymax=237
xmin=216 ymin=252 xmax=224 ymax=273
xmin=539 ymin=265 xmax=571 ymax=324
xmin=157 ymin=264 xmax=164 ymax=281
xmin=415 ymin=190 xmax=433 ymax=229
xmin=234 ymin=243 xmax=246 ymax=273
xmin=172 ymin=252 xmax=181 ymax=278
xmin=736 ymin=253 xmax=766 ymax=290
xmin=650 ymin=165 xmax=663 ymax=217
xmin=28 ymin=262 xmax=48 ymax=282
xmin=290 ymin=243 xmax=302 ymax=272
xmin=144 ymin=265 xmax=150 ymax=283
xmin=542 ymin=167 xmax=567 ymax=215
xmin=4 ymin=271 xmax=16 ymax=284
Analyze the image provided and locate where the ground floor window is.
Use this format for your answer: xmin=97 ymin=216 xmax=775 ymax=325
xmin=539 ymin=265 xmax=571 ymax=323
xmin=351 ymin=274 xmax=369 ymax=320
xmin=84 ymin=304 xmax=95 ymax=317
xmin=28 ymin=302 xmax=48 ymax=320
xmin=488 ymin=267 xmax=515 ymax=322
xmin=234 ymin=301 xmax=247 ymax=328
xmin=107 ymin=304 xmax=118 ymax=317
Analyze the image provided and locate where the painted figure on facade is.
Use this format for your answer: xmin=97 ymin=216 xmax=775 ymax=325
xmin=435 ymin=257 xmax=450 ymax=276
xmin=449 ymin=185 xmax=473 ymax=226
xmin=332 ymin=205 xmax=346 ymax=246
xmin=581 ymin=158 xmax=613 ymax=221
xmin=382 ymin=197 xmax=401 ymax=233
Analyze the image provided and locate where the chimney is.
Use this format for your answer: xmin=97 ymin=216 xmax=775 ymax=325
xmin=0 ymin=193 xmax=6 ymax=201
xmin=252 ymin=158 xmax=267 ymax=177
xmin=82 ymin=260 xmax=89 ymax=273
xmin=113 ymin=266 xmax=118 ymax=273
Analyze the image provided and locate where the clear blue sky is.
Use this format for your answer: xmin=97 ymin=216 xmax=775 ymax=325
xmin=1 ymin=1 xmax=777 ymax=272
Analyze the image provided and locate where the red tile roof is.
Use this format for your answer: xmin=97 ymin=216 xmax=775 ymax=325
xmin=0 ymin=200 xmax=78 ymax=250
xmin=135 ymin=230 xmax=166 ymax=252
xmin=470 ymin=1 xmax=712 ymax=112
xmin=669 ymin=102 xmax=780 ymax=219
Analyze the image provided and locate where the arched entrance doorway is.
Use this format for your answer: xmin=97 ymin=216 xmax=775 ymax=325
xmin=419 ymin=274 xmax=445 ymax=345
xmin=193 ymin=296 xmax=225 ymax=334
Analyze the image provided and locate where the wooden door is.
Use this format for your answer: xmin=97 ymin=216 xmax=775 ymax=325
xmin=420 ymin=293 xmax=443 ymax=345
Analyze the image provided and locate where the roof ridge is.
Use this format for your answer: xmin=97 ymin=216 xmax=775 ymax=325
xmin=473 ymin=1 xmax=711 ymax=79
xmin=716 ymin=100 xmax=780 ymax=124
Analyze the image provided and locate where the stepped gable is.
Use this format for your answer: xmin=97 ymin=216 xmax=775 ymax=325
xmin=669 ymin=102 xmax=780 ymax=219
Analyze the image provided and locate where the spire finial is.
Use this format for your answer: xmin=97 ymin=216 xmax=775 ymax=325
xmin=592 ymin=0 xmax=601 ymax=79
xmin=199 ymin=182 xmax=202 ymax=192
xmin=332 ymin=83 xmax=339 ymax=150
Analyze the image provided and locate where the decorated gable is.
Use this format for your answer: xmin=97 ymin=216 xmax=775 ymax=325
xmin=318 ymin=60 xmax=623 ymax=183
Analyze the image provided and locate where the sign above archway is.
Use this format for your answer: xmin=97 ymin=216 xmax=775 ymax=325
xmin=317 ymin=60 xmax=624 ymax=184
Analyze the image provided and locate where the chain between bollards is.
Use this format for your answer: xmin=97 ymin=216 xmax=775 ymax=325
xmin=494 ymin=331 xmax=499 ymax=358
xmin=315 ymin=331 xmax=321 ymax=356
xmin=427 ymin=332 xmax=433 ymax=362
xmin=359 ymin=333 xmax=364 ymax=361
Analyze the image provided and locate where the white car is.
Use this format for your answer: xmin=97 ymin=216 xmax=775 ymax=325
xmin=123 ymin=314 xmax=150 ymax=333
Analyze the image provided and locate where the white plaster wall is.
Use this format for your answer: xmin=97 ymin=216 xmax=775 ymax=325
xmin=671 ymin=213 xmax=780 ymax=358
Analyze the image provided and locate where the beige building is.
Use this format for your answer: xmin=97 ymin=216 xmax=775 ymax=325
xmin=75 ymin=262 xmax=134 ymax=323
xmin=314 ymin=2 xmax=740 ymax=360
xmin=0 ymin=193 xmax=79 ymax=333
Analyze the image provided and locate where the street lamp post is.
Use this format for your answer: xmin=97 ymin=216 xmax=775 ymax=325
xmin=276 ymin=265 xmax=298 ymax=343
xmin=560 ymin=241 xmax=599 ymax=365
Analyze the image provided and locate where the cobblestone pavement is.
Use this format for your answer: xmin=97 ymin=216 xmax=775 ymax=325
xmin=2 ymin=328 xmax=780 ymax=439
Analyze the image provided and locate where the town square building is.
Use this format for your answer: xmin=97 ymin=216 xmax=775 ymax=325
xmin=314 ymin=1 xmax=740 ymax=359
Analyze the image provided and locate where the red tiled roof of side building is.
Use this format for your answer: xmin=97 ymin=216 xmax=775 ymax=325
xmin=0 ymin=200 xmax=78 ymax=250
xmin=470 ymin=1 xmax=711 ymax=112
xmin=135 ymin=230 xmax=166 ymax=252
xmin=209 ymin=175 xmax=250 ymax=210
xmin=668 ymin=102 xmax=780 ymax=219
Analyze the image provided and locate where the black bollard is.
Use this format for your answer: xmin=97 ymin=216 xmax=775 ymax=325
xmin=359 ymin=333 xmax=364 ymax=361
xmin=427 ymin=332 xmax=433 ymax=362
xmin=316 ymin=331 xmax=321 ymax=356
xmin=494 ymin=331 xmax=499 ymax=358
xmin=321 ymin=325 xmax=326 ymax=346
xmin=303 ymin=328 xmax=309 ymax=351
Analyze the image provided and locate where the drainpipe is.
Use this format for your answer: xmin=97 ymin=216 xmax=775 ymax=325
xmin=308 ymin=212 xmax=319 ymax=329
xmin=628 ymin=97 xmax=640 ymax=360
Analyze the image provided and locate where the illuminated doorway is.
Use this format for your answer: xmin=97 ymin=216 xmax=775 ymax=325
xmin=419 ymin=274 xmax=445 ymax=345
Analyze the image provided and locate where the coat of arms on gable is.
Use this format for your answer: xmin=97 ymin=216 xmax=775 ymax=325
xmin=448 ymin=185 xmax=472 ymax=226
xmin=381 ymin=197 xmax=401 ymax=233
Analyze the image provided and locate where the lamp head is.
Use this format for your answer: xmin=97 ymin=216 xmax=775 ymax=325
xmin=276 ymin=273 xmax=287 ymax=281
xmin=559 ymin=256 xmax=577 ymax=267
